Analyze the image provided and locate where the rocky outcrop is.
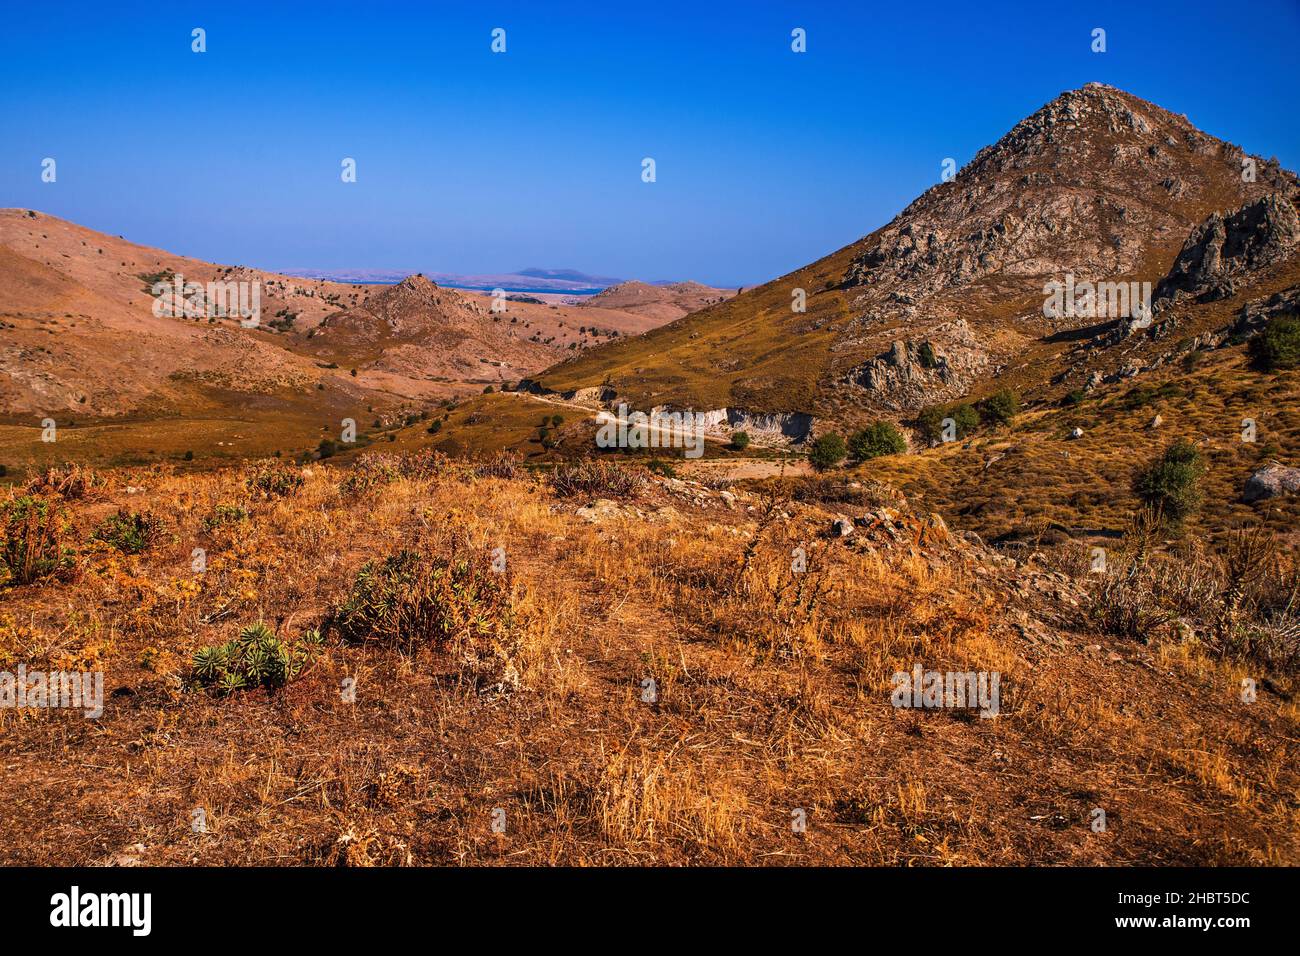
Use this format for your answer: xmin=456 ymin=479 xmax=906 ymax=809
xmin=1243 ymin=462 xmax=1300 ymax=502
xmin=842 ymin=319 xmax=988 ymax=411
xmin=724 ymin=408 xmax=813 ymax=442
xmin=1155 ymin=193 xmax=1300 ymax=307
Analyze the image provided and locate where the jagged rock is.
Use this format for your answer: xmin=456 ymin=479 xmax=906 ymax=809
xmin=842 ymin=319 xmax=988 ymax=411
xmin=1230 ymin=285 xmax=1300 ymax=340
xmin=1243 ymin=462 xmax=1300 ymax=502
xmin=831 ymin=515 xmax=855 ymax=538
xmin=1069 ymin=427 xmax=1084 ymax=439
xmin=1155 ymin=193 xmax=1300 ymax=307
xmin=1150 ymin=415 xmax=1163 ymax=428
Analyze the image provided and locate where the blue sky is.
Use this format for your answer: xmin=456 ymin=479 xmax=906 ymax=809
xmin=1 ymin=1 xmax=1297 ymax=286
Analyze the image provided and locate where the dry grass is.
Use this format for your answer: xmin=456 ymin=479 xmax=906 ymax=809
xmin=0 ymin=452 xmax=1296 ymax=866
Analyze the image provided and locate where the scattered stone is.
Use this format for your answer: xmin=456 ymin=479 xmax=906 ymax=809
xmin=1069 ymin=427 xmax=1084 ymax=439
xmin=576 ymin=499 xmax=622 ymax=523
xmin=108 ymin=843 xmax=146 ymax=867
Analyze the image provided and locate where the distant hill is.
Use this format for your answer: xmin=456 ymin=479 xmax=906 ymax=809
xmin=0 ymin=214 xmax=675 ymax=470
xmin=577 ymin=280 xmax=736 ymax=323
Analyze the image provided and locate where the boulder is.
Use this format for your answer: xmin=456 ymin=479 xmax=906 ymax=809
xmin=1243 ymin=463 xmax=1300 ymax=502
xmin=576 ymin=499 xmax=623 ymax=523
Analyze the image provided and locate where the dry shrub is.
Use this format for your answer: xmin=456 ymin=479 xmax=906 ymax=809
xmin=473 ymin=450 xmax=522 ymax=480
xmin=1 ymin=494 xmax=76 ymax=586
xmin=244 ymin=460 xmax=305 ymax=498
xmin=339 ymin=452 xmax=403 ymax=497
xmin=1087 ymin=512 xmax=1300 ymax=668
xmin=323 ymin=825 xmax=412 ymax=867
xmin=398 ymin=449 xmax=462 ymax=481
xmin=550 ymin=459 xmax=645 ymax=499
xmin=27 ymin=462 xmax=99 ymax=500
xmin=329 ymin=547 xmax=518 ymax=687
xmin=721 ymin=538 xmax=834 ymax=659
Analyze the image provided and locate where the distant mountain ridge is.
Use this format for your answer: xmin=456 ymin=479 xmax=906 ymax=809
xmin=282 ymin=267 xmax=624 ymax=294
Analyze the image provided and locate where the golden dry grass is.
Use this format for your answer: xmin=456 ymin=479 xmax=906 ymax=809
xmin=0 ymin=454 xmax=1296 ymax=866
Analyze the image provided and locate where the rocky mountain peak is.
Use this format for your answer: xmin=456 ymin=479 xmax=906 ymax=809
xmin=830 ymin=85 xmax=1299 ymax=413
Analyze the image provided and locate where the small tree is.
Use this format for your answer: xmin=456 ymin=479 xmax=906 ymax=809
xmin=808 ymin=433 xmax=847 ymax=471
xmin=978 ymin=388 xmax=1019 ymax=427
xmin=917 ymin=403 xmax=979 ymax=442
xmin=730 ymin=430 xmax=751 ymax=451
xmin=848 ymin=422 xmax=906 ymax=460
xmin=1248 ymin=316 xmax=1300 ymax=371
xmin=1133 ymin=438 xmax=1204 ymax=527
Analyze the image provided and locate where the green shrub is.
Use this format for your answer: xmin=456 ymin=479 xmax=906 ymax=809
xmin=730 ymin=431 xmax=751 ymax=451
xmin=918 ymin=342 xmax=938 ymax=369
xmin=202 ymin=503 xmax=249 ymax=531
xmin=1061 ymin=388 xmax=1086 ymax=407
xmin=1133 ymin=439 xmax=1205 ymax=527
xmin=191 ymin=622 xmax=324 ymax=696
xmin=92 ymin=508 xmax=166 ymax=554
xmin=646 ymin=459 xmax=678 ymax=478
xmin=917 ymin=403 xmax=979 ymax=442
xmin=978 ymin=388 xmax=1019 ymax=427
xmin=1 ymin=495 xmax=75 ymax=586
xmin=331 ymin=550 xmax=511 ymax=654
xmin=848 ymin=422 xmax=906 ymax=460
xmin=1248 ymin=316 xmax=1300 ymax=371
xmin=808 ymin=433 xmax=847 ymax=471
xmin=318 ymin=438 xmax=338 ymax=459
xmin=246 ymin=461 xmax=304 ymax=498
